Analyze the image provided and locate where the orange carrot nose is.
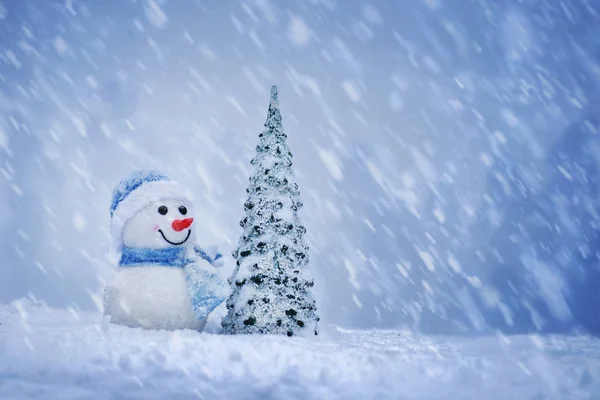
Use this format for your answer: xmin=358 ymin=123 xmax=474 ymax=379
xmin=172 ymin=218 xmax=193 ymax=232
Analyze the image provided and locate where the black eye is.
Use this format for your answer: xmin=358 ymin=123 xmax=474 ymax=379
xmin=179 ymin=206 xmax=188 ymax=215
xmin=158 ymin=205 xmax=168 ymax=215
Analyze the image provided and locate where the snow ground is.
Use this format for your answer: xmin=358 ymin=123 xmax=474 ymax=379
xmin=1 ymin=300 xmax=599 ymax=400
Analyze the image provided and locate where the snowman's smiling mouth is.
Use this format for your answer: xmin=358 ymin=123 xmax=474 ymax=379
xmin=158 ymin=229 xmax=191 ymax=245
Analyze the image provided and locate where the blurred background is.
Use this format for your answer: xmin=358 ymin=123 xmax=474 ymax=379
xmin=1 ymin=0 xmax=599 ymax=335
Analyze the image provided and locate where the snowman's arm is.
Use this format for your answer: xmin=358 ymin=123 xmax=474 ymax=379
xmin=194 ymin=245 xmax=224 ymax=267
xmin=184 ymin=264 xmax=230 ymax=320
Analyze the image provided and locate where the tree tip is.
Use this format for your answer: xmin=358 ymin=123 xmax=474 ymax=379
xmin=269 ymin=85 xmax=279 ymax=108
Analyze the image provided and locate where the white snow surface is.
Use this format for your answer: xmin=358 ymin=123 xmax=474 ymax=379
xmin=1 ymin=301 xmax=600 ymax=400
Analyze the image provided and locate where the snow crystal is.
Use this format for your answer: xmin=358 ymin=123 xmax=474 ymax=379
xmin=363 ymin=218 xmax=376 ymax=232
xmin=447 ymin=256 xmax=462 ymax=273
xmin=324 ymin=199 xmax=342 ymax=220
xmin=557 ymin=165 xmax=573 ymax=180
xmin=86 ymin=75 xmax=98 ymax=89
xmin=423 ymin=56 xmax=440 ymax=73
xmin=457 ymin=287 xmax=486 ymax=331
xmin=583 ymin=120 xmax=598 ymax=135
xmin=53 ymin=36 xmax=68 ymax=55
xmin=286 ymin=66 xmax=322 ymax=99
xmin=466 ymin=275 xmax=482 ymax=288
xmin=65 ymin=0 xmax=76 ymax=15
xmin=498 ymin=302 xmax=514 ymax=327
xmin=341 ymin=80 xmax=361 ymax=102
xmin=381 ymin=225 xmax=396 ymax=238
xmin=395 ymin=263 xmax=409 ymax=278
xmin=183 ymin=30 xmax=194 ymax=44
xmin=422 ymin=0 xmax=441 ymax=10
xmin=133 ymin=19 xmax=144 ymax=32
xmin=501 ymin=11 xmax=533 ymax=62
xmin=401 ymin=172 xmax=415 ymax=188
xmin=362 ymin=3 xmax=383 ymax=24
xmin=11 ymin=184 xmax=22 ymax=196
xmin=433 ymin=208 xmax=445 ymax=223
xmin=254 ymin=0 xmax=277 ymax=25
xmin=317 ymin=148 xmax=344 ymax=181
xmin=189 ymin=68 xmax=212 ymax=92
xmin=0 ymin=127 xmax=8 ymax=150
xmin=389 ymin=91 xmax=403 ymax=112
xmin=487 ymin=206 xmax=503 ymax=227
xmin=422 ymin=280 xmax=433 ymax=294
xmin=72 ymin=212 xmax=87 ymax=232
xmin=23 ymin=337 xmax=34 ymax=351
xmin=523 ymin=301 xmax=546 ymax=331
xmin=501 ymin=109 xmax=519 ymax=127
xmin=332 ymin=37 xmax=361 ymax=72
xmin=227 ymin=96 xmax=246 ymax=116
xmin=354 ymin=22 xmax=374 ymax=41
xmin=344 ymin=259 xmax=360 ymax=289
xmin=248 ymin=30 xmax=266 ymax=52
xmin=198 ymin=44 xmax=216 ymax=61
xmin=145 ymin=0 xmax=168 ymax=29
xmin=8 ymin=117 xmax=18 ymax=131
xmin=391 ymin=74 xmax=409 ymax=91
xmin=418 ymin=250 xmax=435 ymax=271
xmin=352 ymin=294 xmax=363 ymax=309
xmin=195 ymin=161 xmax=214 ymax=195
xmin=231 ymin=15 xmax=244 ymax=33
xmin=67 ymin=306 xmax=80 ymax=321
xmin=462 ymin=204 xmax=475 ymax=218
xmin=288 ymin=16 xmax=310 ymax=47
xmin=72 ymin=117 xmax=87 ymax=137
xmin=522 ymin=255 xmax=572 ymax=321
xmin=242 ymin=67 xmax=264 ymax=95
xmin=0 ymin=167 xmax=11 ymax=180
xmin=448 ymin=99 xmax=464 ymax=112
xmin=35 ymin=261 xmax=47 ymax=274
xmin=242 ymin=3 xmax=259 ymax=21
xmin=409 ymin=147 xmax=436 ymax=181
xmin=87 ymin=290 xmax=103 ymax=312
xmin=14 ymin=245 xmax=25 ymax=258
xmin=494 ymin=130 xmax=507 ymax=144
xmin=480 ymin=152 xmax=493 ymax=166
xmin=5 ymin=50 xmax=21 ymax=69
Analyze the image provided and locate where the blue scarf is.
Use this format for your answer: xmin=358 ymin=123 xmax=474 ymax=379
xmin=119 ymin=246 xmax=219 ymax=268
xmin=119 ymin=246 xmax=193 ymax=268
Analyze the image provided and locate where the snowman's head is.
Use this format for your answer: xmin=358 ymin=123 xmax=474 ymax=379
xmin=122 ymin=199 xmax=196 ymax=248
xmin=110 ymin=170 xmax=196 ymax=252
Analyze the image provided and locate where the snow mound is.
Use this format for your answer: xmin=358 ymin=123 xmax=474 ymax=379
xmin=1 ymin=300 xmax=599 ymax=399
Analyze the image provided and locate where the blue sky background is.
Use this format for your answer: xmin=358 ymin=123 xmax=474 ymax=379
xmin=1 ymin=0 xmax=600 ymax=334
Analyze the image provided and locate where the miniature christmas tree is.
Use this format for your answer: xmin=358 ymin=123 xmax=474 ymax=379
xmin=222 ymin=86 xmax=319 ymax=336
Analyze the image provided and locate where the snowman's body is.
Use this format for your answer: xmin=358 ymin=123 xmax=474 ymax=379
xmin=105 ymin=266 xmax=206 ymax=330
xmin=104 ymin=171 xmax=227 ymax=331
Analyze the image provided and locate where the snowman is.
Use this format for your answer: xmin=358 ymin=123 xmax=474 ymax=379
xmin=104 ymin=170 xmax=229 ymax=331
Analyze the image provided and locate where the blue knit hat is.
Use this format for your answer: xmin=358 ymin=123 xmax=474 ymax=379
xmin=110 ymin=170 xmax=192 ymax=251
